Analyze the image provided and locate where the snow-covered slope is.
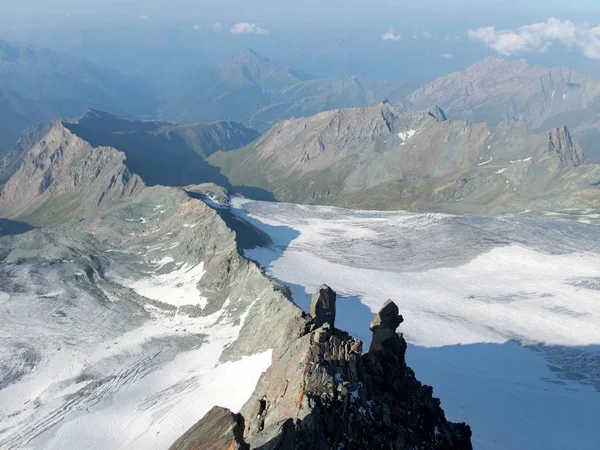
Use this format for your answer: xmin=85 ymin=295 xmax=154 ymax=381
xmin=230 ymin=197 xmax=600 ymax=450
xmin=0 ymin=187 xmax=304 ymax=450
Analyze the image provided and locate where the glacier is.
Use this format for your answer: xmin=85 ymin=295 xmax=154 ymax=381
xmin=230 ymin=197 xmax=600 ymax=450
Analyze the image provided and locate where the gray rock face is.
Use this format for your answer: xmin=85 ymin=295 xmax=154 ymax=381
xmin=427 ymin=105 xmax=448 ymax=122
xmin=173 ymin=287 xmax=472 ymax=450
xmin=549 ymin=126 xmax=584 ymax=168
xmin=370 ymin=299 xmax=404 ymax=330
xmin=310 ymin=284 xmax=336 ymax=328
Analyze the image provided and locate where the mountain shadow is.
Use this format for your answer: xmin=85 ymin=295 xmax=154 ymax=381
xmin=0 ymin=218 xmax=35 ymax=237
xmin=63 ymin=110 xmax=266 ymax=195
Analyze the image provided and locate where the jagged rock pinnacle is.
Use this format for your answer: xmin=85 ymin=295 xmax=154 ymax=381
xmin=370 ymin=299 xmax=404 ymax=331
xmin=310 ymin=284 xmax=336 ymax=328
xmin=171 ymin=285 xmax=473 ymax=450
xmin=369 ymin=299 xmax=407 ymax=358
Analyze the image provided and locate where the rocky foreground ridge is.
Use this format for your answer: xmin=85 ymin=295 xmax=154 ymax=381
xmin=170 ymin=286 xmax=472 ymax=450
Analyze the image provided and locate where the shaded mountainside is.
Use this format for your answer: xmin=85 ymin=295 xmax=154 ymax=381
xmin=170 ymin=287 xmax=472 ymax=450
xmin=0 ymin=39 xmax=159 ymax=116
xmin=210 ymin=103 xmax=600 ymax=216
xmin=0 ymin=89 xmax=81 ymax=155
xmin=63 ymin=109 xmax=260 ymax=187
xmin=399 ymin=57 xmax=600 ymax=162
xmin=167 ymin=48 xmax=415 ymax=132
xmin=0 ymin=38 xmax=160 ymax=156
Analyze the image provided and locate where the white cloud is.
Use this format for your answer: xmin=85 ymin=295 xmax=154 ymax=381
xmin=382 ymin=29 xmax=401 ymax=41
xmin=230 ymin=23 xmax=270 ymax=35
xmin=468 ymin=18 xmax=600 ymax=59
xmin=214 ymin=22 xmax=223 ymax=32
xmin=193 ymin=24 xmax=202 ymax=31
xmin=442 ymin=53 xmax=454 ymax=59
xmin=139 ymin=15 xmax=148 ymax=21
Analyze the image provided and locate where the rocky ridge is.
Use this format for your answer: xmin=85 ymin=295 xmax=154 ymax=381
xmin=170 ymin=285 xmax=472 ymax=450
xmin=0 ymin=118 xmax=304 ymax=447
xmin=399 ymin=57 xmax=600 ymax=162
xmin=211 ymin=103 xmax=600 ymax=215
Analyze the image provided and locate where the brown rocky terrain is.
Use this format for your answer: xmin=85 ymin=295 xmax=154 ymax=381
xmin=170 ymin=286 xmax=472 ymax=450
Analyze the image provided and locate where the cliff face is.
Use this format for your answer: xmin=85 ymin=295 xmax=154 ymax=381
xmin=170 ymin=286 xmax=472 ymax=450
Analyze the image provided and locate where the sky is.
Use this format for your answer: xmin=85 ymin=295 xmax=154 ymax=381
xmin=0 ymin=0 xmax=598 ymax=82
xmin=1 ymin=0 xmax=597 ymax=27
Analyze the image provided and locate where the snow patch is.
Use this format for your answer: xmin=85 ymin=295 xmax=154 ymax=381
xmin=397 ymin=129 xmax=417 ymax=141
xmin=150 ymin=256 xmax=175 ymax=270
xmin=477 ymin=157 xmax=493 ymax=166
xmin=125 ymin=262 xmax=208 ymax=307
xmin=510 ymin=157 xmax=532 ymax=163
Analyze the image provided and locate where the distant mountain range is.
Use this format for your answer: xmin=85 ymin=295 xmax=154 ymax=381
xmin=164 ymin=51 xmax=600 ymax=164
xmin=166 ymin=49 xmax=416 ymax=132
xmin=2 ymin=40 xmax=600 ymax=219
xmin=211 ymin=103 xmax=600 ymax=217
xmin=399 ymin=57 xmax=600 ymax=162
xmin=0 ymin=39 xmax=160 ymax=156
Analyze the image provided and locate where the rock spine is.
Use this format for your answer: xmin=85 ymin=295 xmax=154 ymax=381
xmin=170 ymin=285 xmax=472 ymax=450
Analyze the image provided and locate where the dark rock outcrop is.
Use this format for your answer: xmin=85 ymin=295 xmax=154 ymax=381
xmin=427 ymin=105 xmax=448 ymax=122
xmin=369 ymin=299 xmax=406 ymax=356
xmin=549 ymin=126 xmax=585 ymax=168
xmin=171 ymin=285 xmax=472 ymax=450
xmin=169 ymin=406 xmax=248 ymax=450
xmin=310 ymin=284 xmax=336 ymax=328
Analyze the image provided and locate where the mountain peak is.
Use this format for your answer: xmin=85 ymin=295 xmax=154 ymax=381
xmin=231 ymin=48 xmax=271 ymax=65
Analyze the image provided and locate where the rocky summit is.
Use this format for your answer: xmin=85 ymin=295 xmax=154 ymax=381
xmin=170 ymin=286 xmax=472 ymax=450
